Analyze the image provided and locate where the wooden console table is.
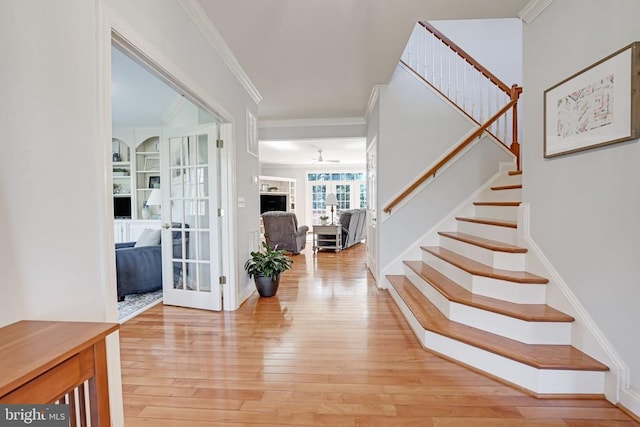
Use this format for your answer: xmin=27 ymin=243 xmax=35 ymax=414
xmin=0 ymin=320 xmax=119 ymax=426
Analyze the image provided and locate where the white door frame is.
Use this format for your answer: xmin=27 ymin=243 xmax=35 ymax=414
xmin=97 ymin=4 xmax=238 ymax=423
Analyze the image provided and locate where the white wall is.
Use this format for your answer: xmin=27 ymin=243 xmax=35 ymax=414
xmin=523 ymin=0 xmax=640 ymax=399
xmin=0 ymin=3 xmax=259 ymax=423
xmin=0 ymin=0 xmax=108 ymax=322
xmin=260 ymin=164 xmax=366 ymax=229
xmin=430 ymin=18 xmax=523 ymax=88
xmin=377 ymin=64 xmax=513 ymax=269
xmin=105 ymin=0 xmax=260 ymax=305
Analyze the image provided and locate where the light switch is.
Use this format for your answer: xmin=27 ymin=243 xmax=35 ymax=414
xmin=251 ymin=175 xmax=258 ymax=184
xmin=238 ymin=197 xmax=246 ymax=208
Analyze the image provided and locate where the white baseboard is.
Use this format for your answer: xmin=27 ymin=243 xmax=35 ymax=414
xmin=620 ymin=388 xmax=640 ymax=420
xmin=237 ymin=281 xmax=256 ymax=306
xmin=519 ymin=202 xmax=629 ymax=404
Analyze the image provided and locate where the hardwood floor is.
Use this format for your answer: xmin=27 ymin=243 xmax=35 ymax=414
xmin=119 ymin=243 xmax=637 ymax=426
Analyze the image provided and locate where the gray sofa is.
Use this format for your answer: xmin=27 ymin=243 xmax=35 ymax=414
xmin=262 ymin=211 xmax=309 ymax=254
xmin=338 ymin=209 xmax=366 ymax=249
xmin=115 ymin=223 xmax=189 ymax=300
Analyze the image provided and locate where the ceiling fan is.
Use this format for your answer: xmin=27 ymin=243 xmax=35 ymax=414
xmin=311 ymin=149 xmax=340 ymax=163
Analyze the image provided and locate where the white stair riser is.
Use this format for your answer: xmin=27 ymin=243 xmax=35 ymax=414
xmin=422 ymin=251 xmax=547 ymax=304
xmin=439 ymin=235 xmax=526 ymax=271
xmin=450 ymin=303 xmax=572 ymax=345
xmin=404 ymin=267 xmax=451 ymax=317
xmin=487 ymin=188 xmax=522 ymax=202
xmin=474 ymin=205 xmax=519 ymax=221
xmin=423 ymin=330 xmax=605 ymax=395
xmin=456 ymin=220 xmax=517 ymax=244
xmin=491 ymin=173 xmax=522 ymax=188
xmin=388 ymin=286 xmax=605 ymax=395
xmin=405 ymin=265 xmax=571 ymax=345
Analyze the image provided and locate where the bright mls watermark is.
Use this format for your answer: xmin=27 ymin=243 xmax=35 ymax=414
xmin=0 ymin=405 xmax=69 ymax=426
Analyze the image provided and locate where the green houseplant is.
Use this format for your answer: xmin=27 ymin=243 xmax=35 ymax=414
xmin=244 ymin=242 xmax=293 ymax=297
xmin=319 ymin=215 xmax=329 ymax=225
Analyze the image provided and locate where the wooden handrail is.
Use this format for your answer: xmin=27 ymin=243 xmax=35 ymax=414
xmin=383 ymin=99 xmax=517 ymax=214
xmin=419 ymin=21 xmax=511 ymax=96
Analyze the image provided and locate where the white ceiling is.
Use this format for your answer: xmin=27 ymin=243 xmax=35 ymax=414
xmin=112 ymin=1 xmax=529 ymax=165
xmin=196 ymin=0 xmax=530 ymax=120
xmin=260 ymin=138 xmax=366 ymax=166
xmin=111 ymin=46 xmax=179 ymax=127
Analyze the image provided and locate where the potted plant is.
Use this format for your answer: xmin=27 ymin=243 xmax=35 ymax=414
xmin=244 ymin=242 xmax=293 ymax=297
xmin=319 ymin=215 xmax=329 ymax=225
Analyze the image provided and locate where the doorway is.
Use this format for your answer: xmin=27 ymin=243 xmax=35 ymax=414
xmin=110 ymin=38 xmax=229 ymax=316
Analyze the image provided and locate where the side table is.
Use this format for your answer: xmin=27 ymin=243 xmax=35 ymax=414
xmin=312 ymin=224 xmax=342 ymax=253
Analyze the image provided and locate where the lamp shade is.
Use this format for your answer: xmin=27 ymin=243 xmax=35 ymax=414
xmin=146 ymin=188 xmax=162 ymax=206
xmin=325 ymin=193 xmax=338 ymax=206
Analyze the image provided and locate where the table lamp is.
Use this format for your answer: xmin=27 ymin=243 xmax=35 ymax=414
xmin=325 ymin=193 xmax=338 ymax=225
xmin=145 ymin=188 xmax=162 ymax=219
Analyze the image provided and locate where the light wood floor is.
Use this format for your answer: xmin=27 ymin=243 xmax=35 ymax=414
xmin=119 ymin=244 xmax=638 ymax=426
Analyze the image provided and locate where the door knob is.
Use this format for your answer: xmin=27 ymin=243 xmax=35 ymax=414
xmin=162 ymin=223 xmax=171 ymax=229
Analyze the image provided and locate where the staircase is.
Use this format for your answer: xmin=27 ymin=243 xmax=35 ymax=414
xmin=386 ymin=168 xmax=609 ymax=395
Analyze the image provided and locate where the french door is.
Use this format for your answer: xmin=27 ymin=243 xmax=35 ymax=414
xmin=160 ymin=124 xmax=222 ymax=311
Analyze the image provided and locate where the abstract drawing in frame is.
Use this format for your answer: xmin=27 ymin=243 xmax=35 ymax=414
xmin=544 ymin=42 xmax=640 ymax=158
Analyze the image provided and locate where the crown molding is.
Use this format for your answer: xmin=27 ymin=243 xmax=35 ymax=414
xmin=259 ymin=117 xmax=366 ymax=129
xmin=366 ymin=85 xmax=381 ymax=122
xmin=178 ymin=0 xmax=262 ymax=104
xmin=518 ymin=0 xmax=555 ymax=24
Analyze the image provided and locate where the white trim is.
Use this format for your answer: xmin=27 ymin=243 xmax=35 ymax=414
xmin=177 ymin=0 xmax=262 ymax=104
xmin=107 ymin=9 xmax=234 ymax=123
xmin=259 ymin=117 xmax=367 ymax=129
xmin=620 ymin=388 xmax=640 ymax=420
xmin=366 ymin=85 xmax=380 ymax=122
xmin=520 ymin=202 xmax=628 ymax=403
xmin=219 ymin=123 xmax=237 ymax=310
xmin=518 ymin=0 xmax=555 ymax=24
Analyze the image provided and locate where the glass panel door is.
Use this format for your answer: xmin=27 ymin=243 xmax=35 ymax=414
xmin=161 ymin=124 xmax=221 ymax=311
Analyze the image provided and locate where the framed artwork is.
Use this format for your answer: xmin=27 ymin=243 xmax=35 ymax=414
xmin=148 ymin=176 xmax=160 ymax=189
xmin=246 ymin=108 xmax=258 ymax=158
xmin=544 ymin=41 xmax=640 ymax=158
xmin=144 ymin=157 xmax=160 ymax=171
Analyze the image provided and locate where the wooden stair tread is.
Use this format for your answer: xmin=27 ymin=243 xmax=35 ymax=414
xmin=508 ymin=170 xmax=523 ymax=176
xmin=456 ymin=216 xmax=517 ymax=229
xmin=388 ymin=275 xmax=607 ymax=371
xmin=421 ymin=246 xmax=549 ymax=284
xmin=473 ymin=201 xmax=521 ymax=207
xmin=403 ymin=260 xmax=573 ymax=322
xmin=438 ymin=231 xmax=527 ymax=253
xmin=491 ymin=184 xmax=522 ymax=190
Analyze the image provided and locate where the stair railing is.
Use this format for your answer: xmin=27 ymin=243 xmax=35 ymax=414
xmin=384 ymin=21 xmax=522 ymax=214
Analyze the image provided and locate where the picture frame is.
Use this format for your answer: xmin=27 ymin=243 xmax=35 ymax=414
xmin=148 ymin=176 xmax=160 ymax=189
xmin=544 ymin=42 xmax=640 ymax=158
xmin=144 ymin=157 xmax=160 ymax=171
xmin=246 ymin=108 xmax=258 ymax=158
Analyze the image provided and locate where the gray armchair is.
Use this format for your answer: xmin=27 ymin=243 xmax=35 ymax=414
xmin=262 ymin=211 xmax=309 ymax=254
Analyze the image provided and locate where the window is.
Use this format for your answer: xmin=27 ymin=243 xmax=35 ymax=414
xmin=306 ymin=171 xmax=366 ymax=225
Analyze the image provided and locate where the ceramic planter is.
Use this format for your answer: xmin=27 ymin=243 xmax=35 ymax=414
xmin=254 ymin=274 xmax=281 ymax=297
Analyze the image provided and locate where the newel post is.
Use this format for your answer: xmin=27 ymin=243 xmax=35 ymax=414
xmin=510 ymin=84 xmax=523 ymax=171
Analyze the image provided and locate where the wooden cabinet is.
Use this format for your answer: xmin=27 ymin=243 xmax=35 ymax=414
xmin=113 ymin=220 xmax=161 ymax=243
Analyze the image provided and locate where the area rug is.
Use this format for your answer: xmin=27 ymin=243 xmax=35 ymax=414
xmin=117 ymin=290 xmax=163 ymax=323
